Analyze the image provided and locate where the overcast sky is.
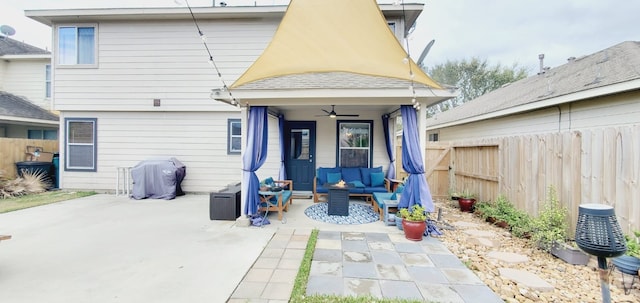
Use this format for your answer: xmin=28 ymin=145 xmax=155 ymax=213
xmin=2 ymin=0 xmax=639 ymax=75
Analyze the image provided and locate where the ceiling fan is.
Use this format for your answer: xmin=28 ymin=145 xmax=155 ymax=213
xmin=315 ymin=105 xmax=359 ymax=118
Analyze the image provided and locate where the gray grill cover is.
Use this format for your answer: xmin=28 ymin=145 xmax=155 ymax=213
xmin=131 ymin=157 xmax=186 ymax=200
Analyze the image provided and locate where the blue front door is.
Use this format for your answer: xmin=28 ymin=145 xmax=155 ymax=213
xmin=285 ymin=121 xmax=316 ymax=191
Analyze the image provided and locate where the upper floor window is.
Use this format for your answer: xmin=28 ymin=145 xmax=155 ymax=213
xmin=45 ymin=64 xmax=51 ymax=98
xmin=228 ymin=119 xmax=241 ymax=154
xmin=58 ymin=25 xmax=96 ymax=66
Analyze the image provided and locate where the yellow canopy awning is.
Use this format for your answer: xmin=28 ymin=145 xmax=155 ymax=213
xmin=231 ymin=0 xmax=441 ymax=89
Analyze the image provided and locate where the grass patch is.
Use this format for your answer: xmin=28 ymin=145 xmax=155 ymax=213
xmin=0 ymin=190 xmax=97 ymax=213
xmin=290 ymin=230 xmax=426 ymax=303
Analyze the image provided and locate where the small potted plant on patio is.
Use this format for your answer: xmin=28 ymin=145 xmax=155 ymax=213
xmin=612 ymin=231 xmax=640 ymax=275
xmin=399 ymin=204 xmax=427 ymax=241
xmin=457 ymin=189 xmax=476 ymax=212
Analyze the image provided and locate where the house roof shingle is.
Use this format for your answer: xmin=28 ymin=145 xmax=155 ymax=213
xmin=428 ymin=41 xmax=640 ymax=127
xmin=0 ymin=36 xmax=50 ymax=56
xmin=0 ymin=91 xmax=58 ymax=121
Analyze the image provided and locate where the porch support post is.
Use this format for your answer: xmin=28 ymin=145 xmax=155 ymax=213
xmin=417 ymin=102 xmax=427 ymax=161
xmin=236 ymin=106 xmax=251 ymax=227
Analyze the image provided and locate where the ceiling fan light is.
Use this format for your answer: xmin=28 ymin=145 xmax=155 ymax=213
xmin=329 ymin=113 xmax=336 ymax=118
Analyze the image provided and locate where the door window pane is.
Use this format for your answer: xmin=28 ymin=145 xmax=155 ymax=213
xmin=290 ymin=129 xmax=309 ymax=160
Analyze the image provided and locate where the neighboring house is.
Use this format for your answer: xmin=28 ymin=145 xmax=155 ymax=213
xmin=425 ymin=41 xmax=640 ymax=140
xmin=0 ymin=91 xmax=58 ymax=138
xmin=26 ymin=1 xmax=453 ymax=194
xmin=0 ymin=36 xmax=57 ymax=138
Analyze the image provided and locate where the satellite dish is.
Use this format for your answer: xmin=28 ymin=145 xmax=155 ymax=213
xmin=1 ymin=25 xmax=16 ymax=37
xmin=417 ymin=39 xmax=435 ymax=66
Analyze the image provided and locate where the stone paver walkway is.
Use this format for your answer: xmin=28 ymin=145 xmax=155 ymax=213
xmin=229 ymin=228 xmax=503 ymax=302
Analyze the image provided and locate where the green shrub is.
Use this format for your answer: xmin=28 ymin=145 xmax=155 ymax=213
xmin=399 ymin=204 xmax=427 ymax=222
xmin=531 ymin=187 xmax=568 ymax=252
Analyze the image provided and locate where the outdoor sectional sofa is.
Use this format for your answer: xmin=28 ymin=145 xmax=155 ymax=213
xmin=313 ymin=166 xmax=390 ymax=212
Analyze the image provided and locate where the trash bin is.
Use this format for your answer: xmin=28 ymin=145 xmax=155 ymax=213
xmin=209 ymin=183 xmax=241 ymax=220
xmin=15 ymin=161 xmax=53 ymax=187
xmin=52 ymin=153 xmax=60 ymax=189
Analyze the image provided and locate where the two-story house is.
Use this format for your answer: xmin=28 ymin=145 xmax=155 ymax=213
xmin=25 ymin=1 xmax=453 ymax=200
xmin=0 ymin=36 xmax=58 ymax=139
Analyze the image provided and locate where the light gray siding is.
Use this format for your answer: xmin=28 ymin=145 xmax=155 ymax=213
xmin=283 ymin=108 xmax=392 ymax=171
xmin=60 ymin=111 xmax=244 ymax=193
xmin=53 ymin=19 xmax=278 ymax=111
xmin=433 ymin=91 xmax=640 ymax=141
xmin=1 ymin=59 xmax=51 ymax=109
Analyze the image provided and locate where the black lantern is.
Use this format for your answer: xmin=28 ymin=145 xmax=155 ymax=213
xmin=575 ymin=204 xmax=627 ymax=303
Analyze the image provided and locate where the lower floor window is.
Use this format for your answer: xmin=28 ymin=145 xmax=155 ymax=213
xmin=28 ymin=129 xmax=58 ymax=140
xmin=65 ymin=118 xmax=97 ymax=171
xmin=337 ymin=120 xmax=372 ymax=167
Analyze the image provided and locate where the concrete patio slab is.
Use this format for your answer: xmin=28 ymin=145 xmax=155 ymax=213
xmin=0 ymin=194 xmax=273 ymax=303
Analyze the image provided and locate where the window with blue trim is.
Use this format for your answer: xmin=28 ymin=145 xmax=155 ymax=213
xmin=337 ymin=120 xmax=372 ymax=167
xmin=228 ymin=119 xmax=241 ymax=154
xmin=65 ymin=118 xmax=97 ymax=171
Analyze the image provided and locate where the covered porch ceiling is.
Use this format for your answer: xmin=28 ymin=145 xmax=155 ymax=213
xmin=214 ymin=72 xmax=456 ymax=112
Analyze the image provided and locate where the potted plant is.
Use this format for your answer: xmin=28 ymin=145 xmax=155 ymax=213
xmin=457 ymin=189 xmax=476 ymax=212
xmin=448 ymin=188 xmax=460 ymax=201
xmin=531 ymin=187 xmax=590 ymax=265
xmin=531 ymin=187 xmax=568 ymax=252
xmin=612 ymin=231 xmax=640 ymax=275
xmin=399 ymin=204 xmax=427 ymax=241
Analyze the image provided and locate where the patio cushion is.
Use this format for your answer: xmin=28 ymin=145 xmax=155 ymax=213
xmin=348 ymin=187 xmax=365 ymax=194
xmin=315 ymin=185 xmax=328 ymax=193
xmin=261 ymin=177 xmax=275 ymax=186
xmin=317 ymin=167 xmax=340 ymax=185
xmin=360 ymin=166 xmax=383 ymax=186
xmin=327 ymin=172 xmax=342 ymax=183
xmin=370 ymin=172 xmax=385 ymax=187
xmin=341 ymin=167 xmax=361 ymax=183
xmin=350 ymin=180 xmax=365 ymax=188
xmin=372 ymin=192 xmax=395 ymax=209
xmin=365 ymin=186 xmax=388 ymax=193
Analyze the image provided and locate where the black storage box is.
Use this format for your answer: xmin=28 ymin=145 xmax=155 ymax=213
xmin=209 ymin=183 xmax=241 ymax=220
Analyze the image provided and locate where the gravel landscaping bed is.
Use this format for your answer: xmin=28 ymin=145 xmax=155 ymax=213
xmin=433 ymin=199 xmax=640 ymax=303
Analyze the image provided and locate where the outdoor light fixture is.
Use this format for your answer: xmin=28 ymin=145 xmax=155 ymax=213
xmin=575 ymin=204 xmax=627 ymax=303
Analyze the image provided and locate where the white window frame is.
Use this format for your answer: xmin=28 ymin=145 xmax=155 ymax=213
xmin=45 ymin=64 xmax=51 ymax=98
xmin=228 ymin=119 xmax=241 ymax=154
xmin=337 ymin=120 xmax=373 ymax=168
xmin=55 ymin=24 xmax=98 ymax=68
xmin=65 ymin=118 xmax=97 ymax=171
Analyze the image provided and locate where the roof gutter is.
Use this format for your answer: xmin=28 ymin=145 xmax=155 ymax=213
xmin=0 ymin=115 xmax=59 ymax=126
xmin=426 ymin=78 xmax=640 ymax=131
xmin=0 ymin=54 xmax=51 ymax=59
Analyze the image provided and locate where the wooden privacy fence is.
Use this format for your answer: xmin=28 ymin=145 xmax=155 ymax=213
xmin=0 ymin=138 xmax=59 ymax=178
xmin=397 ymin=124 xmax=640 ymax=234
